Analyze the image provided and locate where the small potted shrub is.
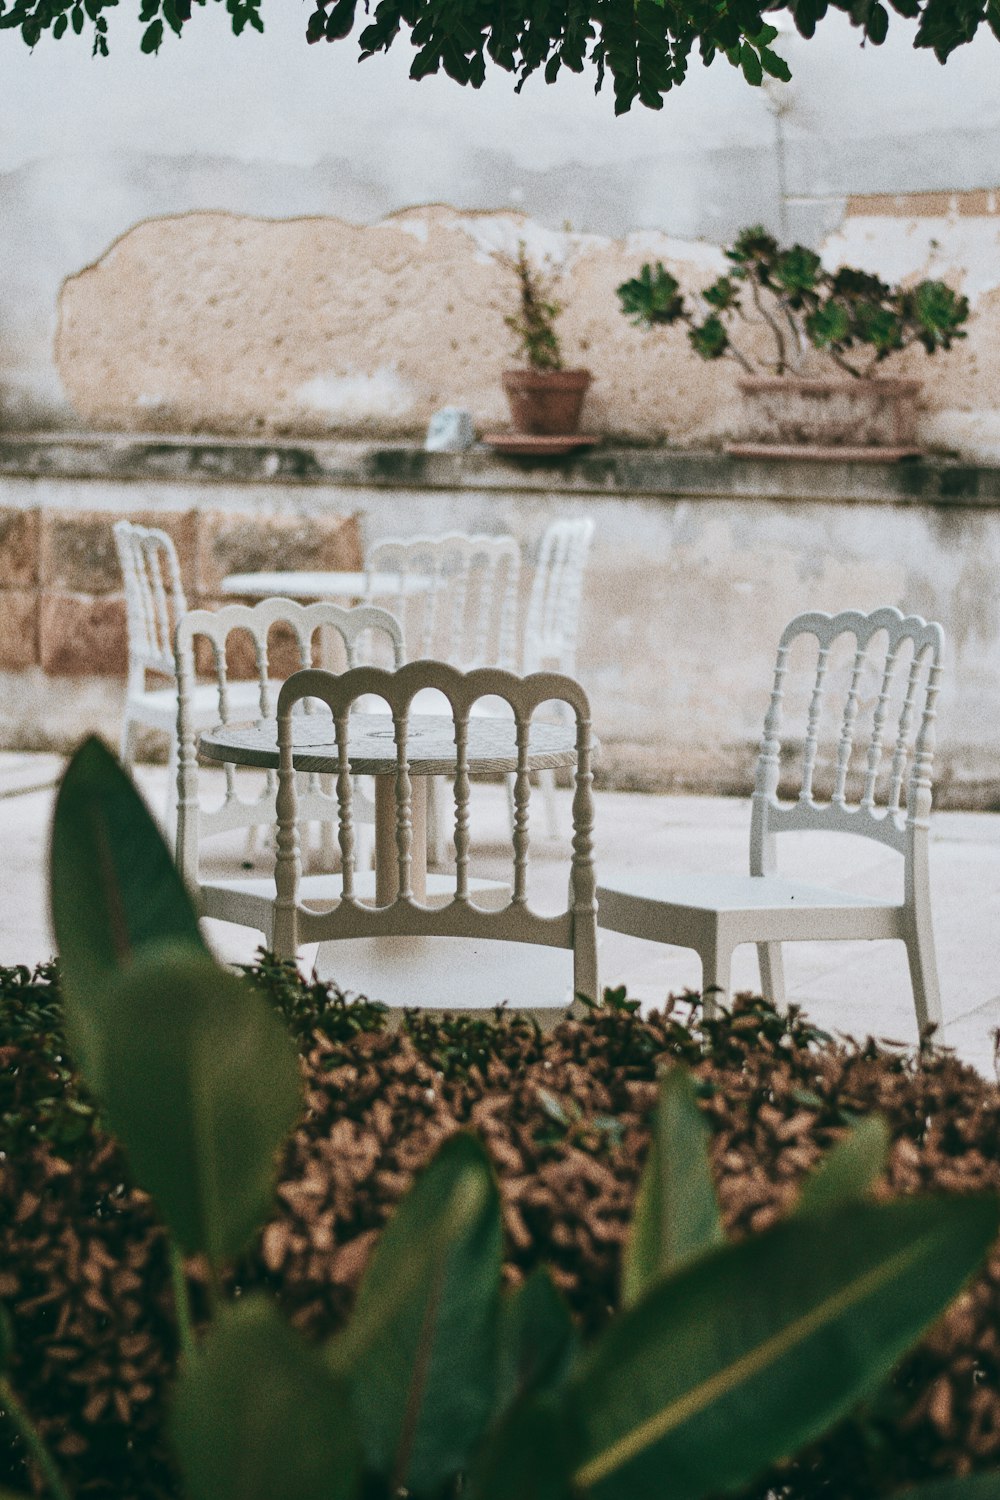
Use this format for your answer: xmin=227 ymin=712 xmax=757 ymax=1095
xmin=617 ymin=226 xmax=970 ymax=458
xmin=499 ymin=241 xmax=592 ymax=436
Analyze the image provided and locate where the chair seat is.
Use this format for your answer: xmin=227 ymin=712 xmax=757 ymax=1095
xmin=312 ymin=933 xmax=575 ymax=1020
xmin=597 ymin=870 xmax=905 ymax=946
xmin=600 ymin=871 xmax=889 ymax=916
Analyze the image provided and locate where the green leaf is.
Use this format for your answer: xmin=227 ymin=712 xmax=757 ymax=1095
xmin=140 ymin=17 xmax=162 ymax=50
xmin=172 ymin=1295 xmax=360 ymax=1500
xmin=496 ymin=1267 xmax=578 ymax=1414
xmin=331 ymin=1132 xmax=502 ymax=1494
xmin=467 ymin=1391 xmax=576 ymax=1500
xmin=572 ymin=1192 xmax=1000 ymax=1500
xmin=50 ymin=736 xmax=205 ymax=1000
xmin=895 ymin=1480 xmax=1000 ymax=1500
xmin=83 ymin=946 xmax=301 ymax=1263
xmin=796 ymin=1115 xmax=891 ymax=1217
xmin=739 ymin=42 xmax=763 ymax=85
xmin=622 ymin=1069 xmax=724 ymax=1306
xmin=0 ymin=1305 xmax=12 ymax=1366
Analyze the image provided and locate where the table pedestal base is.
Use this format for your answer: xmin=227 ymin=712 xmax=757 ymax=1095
xmin=374 ymin=774 xmax=427 ymax=904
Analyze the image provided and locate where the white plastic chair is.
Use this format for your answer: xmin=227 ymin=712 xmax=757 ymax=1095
xmin=174 ymin=599 xmax=406 ymax=944
xmin=271 ymin=661 xmax=599 ymax=1021
xmin=365 ymin=531 xmax=521 ymax=670
xmin=366 ymin=531 xmax=521 ymax=861
xmin=596 ymin=607 xmax=945 ymax=1039
xmin=522 ymin=517 xmax=595 ymax=677
xmin=516 ymin=517 xmax=595 ymax=836
xmin=113 ymin=519 xmax=261 ymax=825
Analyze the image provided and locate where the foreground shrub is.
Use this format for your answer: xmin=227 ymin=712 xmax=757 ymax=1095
xmin=4 ymin=954 xmax=1000 ymax=1499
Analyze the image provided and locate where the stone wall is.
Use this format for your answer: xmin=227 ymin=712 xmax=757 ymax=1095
xmin=1 ymin=441 xmax=998 ymax=811
xmin=0 ymin=490 xmax=360 ymax=750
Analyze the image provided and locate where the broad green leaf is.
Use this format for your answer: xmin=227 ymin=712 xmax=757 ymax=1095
xmin=171 ymin=1295 xmax=360 ymax=1500
xmin=331 ymin=1132 xmax=502 ymax=1495
xmin=896 ymin=1477 xmax=1000 ymax=1499
xmin=622 ymin=1069 xmax=724 ymax=1306
xmin=496 ymin=1267 xmax=578 ymax=1414
xmin=50 ymin=737 xmax=205 ymax=1006
xmin=896 ymin=1478 xmax=1000 ymax=1499
xmin=84 ymin=946 xmax=301 ymax=1263
xmin=572 ymin=1193 xmax=1000 ymax=1500
xmin=467 ymin=1391 xmax=576 ymax=1500
xmin=796 ymin=1115 xmax=891 ymax=1217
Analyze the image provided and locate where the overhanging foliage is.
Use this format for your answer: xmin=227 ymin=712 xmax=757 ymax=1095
xmin=0 ymin=0 xmax=997 ymax=113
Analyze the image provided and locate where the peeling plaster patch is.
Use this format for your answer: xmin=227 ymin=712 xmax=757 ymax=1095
xmin=623 ymin=230 xmax=726 ymax=273
xmin=823 ymin=216 xmax=1000 ymax=300
xmin=451 ymin=212 xmax=607 ymax=269
xmin=385 ymin=216 xmax=429 ymax=244
xmin=295 ymin=367 xmax=415 ymax=423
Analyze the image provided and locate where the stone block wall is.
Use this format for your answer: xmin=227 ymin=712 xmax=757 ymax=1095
xmin=0 ymin=499 xmax=361 ymax=738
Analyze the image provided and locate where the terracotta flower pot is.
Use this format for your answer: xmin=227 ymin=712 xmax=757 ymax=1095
xmin=502 ymin=368 xmax=592 ymax=436
xmin=727 ymin=375 xmax=922 ymax=460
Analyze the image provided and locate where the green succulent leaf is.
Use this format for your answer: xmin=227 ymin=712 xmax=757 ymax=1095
xmin=331 ymin=1132 xmax=502 ymax=1495
xmin=796 ymin=1115 xmax=891 ymax=1216
xmin=622 ymin=1068 xmax=724 ymax=1306
xmin=79 ymin=945 xmax=302 ymax=1263
xmin=616 ymin=261 xmax=686 ymax=327
xmin=172 ymin=1295 xmax=360 ymax=1500
xmin=50 ymin=736 xmax=205 ymax=1003
xmin=806 ymin=299 xmax=852 ymax=350
xmin=572 ymin=1192 xmax=1000 ymax=1500
xmin=688 ymin=315 xmax=729 ymax=360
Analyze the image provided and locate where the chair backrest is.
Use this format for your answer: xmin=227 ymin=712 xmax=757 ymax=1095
xmin=113 ymin=520 xmax=187 ymax=684
xmin=752 ymin=607 xmax=945 ymax=865
xmin=365 ymin=532 xmax=521 ymax=671
xmin=271 ymin=660 xmax=598 ymax=1003
xmin=521 ymin=517 xmax=594 ymax=675
xmin=173 ymin=599 xmax=405 ymax=885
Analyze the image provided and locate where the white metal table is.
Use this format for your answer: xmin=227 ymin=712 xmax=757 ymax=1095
xmin=198 ymin=712 xmax=579 ymax=905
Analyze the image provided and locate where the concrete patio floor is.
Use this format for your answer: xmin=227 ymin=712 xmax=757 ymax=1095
xmin=2 ymin=748 xmax=998 ymax=1076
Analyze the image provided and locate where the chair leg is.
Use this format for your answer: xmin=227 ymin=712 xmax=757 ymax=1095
xmin=163 ymin=733 xmax=179 ymax=839
xmin=120 ymin=712 xmax=141 ymax=768
xmin=539 ymin=767 xmax=559 ymax=839
xmin=757 ymin=942 xmax=786 ymax=1007
xmin=699 ymin=935 xmax=733 ymax=1021
xmin=905 ymin=921 xmax=944 ymax=1040
xmin=426 ymin=776 xmax=448 ymax=868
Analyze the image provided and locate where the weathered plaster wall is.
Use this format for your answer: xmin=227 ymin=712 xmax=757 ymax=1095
xmin=1 ymin=462 xmax=996 ymax=809
xmin=52 ymin=203 xmax=1000 ymax=456
xmin=3 ymin=8 xmax=1000 ymax=439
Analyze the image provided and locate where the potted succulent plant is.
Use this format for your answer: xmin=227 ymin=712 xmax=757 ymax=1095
xmin=617 ymin=226 xmax=970 ymax=459
xmin=499 ymin=241 xmax=592 ymax=437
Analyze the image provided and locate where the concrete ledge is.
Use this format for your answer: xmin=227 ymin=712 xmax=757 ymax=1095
xmin=2 ymin=433 xmax=1000 ymax=506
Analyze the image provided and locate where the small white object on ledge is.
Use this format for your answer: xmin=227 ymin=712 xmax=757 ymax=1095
xmin=425 ymin=407 xmax=476 ymax=451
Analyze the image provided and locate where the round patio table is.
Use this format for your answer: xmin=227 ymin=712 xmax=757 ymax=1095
xmin=199 ymin=712 xmax=580 ymax=905
xmin=219 ymin=569 xmax=432 ymax=601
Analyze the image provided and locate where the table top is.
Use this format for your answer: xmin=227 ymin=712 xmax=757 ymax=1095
xmin=199 ymin=713 xmax=582 ymax=777
xmin=220 ymin=569 xmax=433 ymax=600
